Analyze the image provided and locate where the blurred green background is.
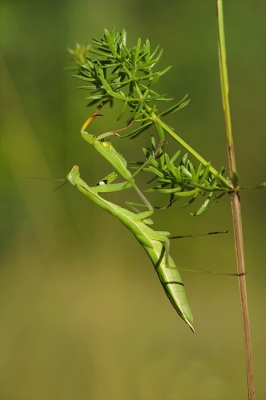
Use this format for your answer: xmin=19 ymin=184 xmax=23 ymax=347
xmin=1 ymin=1 xmax=265 ymax=399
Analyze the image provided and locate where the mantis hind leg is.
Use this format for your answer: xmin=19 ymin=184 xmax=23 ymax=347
xmin=130 ymin=181 xmax=153 ymax=211
xmin=125 ymin=201 xmax=154 ymax=224
xmin=168 ymin=232 xmax=246 ymax=277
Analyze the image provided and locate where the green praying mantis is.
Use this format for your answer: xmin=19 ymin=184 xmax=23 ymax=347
xmin=22 ymin=104 xmax=239 ymax=332
xmin=23 ymin=106 xmax=243 ymax=333
xmin=67 ymin=107 xmax=195 ymax=332
xmin=65 ymin=106 xmax=241 ymax=332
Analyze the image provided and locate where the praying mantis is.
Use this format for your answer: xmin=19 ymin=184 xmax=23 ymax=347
xmin=67 ymin=106 xmax=195 ymax=332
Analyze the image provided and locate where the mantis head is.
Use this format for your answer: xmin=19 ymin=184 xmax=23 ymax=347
xmin=66 ymin=165 xmax=80 ymax=186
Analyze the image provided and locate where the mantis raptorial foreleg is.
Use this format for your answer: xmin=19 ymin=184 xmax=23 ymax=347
xmin=79 ymin=104 xmax=158 ymax=212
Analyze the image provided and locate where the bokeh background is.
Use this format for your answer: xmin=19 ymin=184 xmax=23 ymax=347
xmin=1 ymin=1 xmax=265 ymax=399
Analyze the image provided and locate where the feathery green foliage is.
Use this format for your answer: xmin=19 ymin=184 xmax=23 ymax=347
xmin=68 ymin=28 xmax=265 ymax=216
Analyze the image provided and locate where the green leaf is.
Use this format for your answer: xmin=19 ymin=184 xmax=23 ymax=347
xmin=192 ymin=192 xmax=226 ymax=217
xmin=122 ymin=122 xmax=153 ymax=138
xmin=199 ymin=162 xmax=211 ymax=184
xmin=158 ymin=94 xmax=189 ymax=117
xmin=133 ymin=38 xmax=141 ymax=67
xmin=117 ymin=101 xmax=128 ymax=121
xmin=179 ymin=194 xmax=198 ymax=208
xmin=78 ymin=85 xmax=97 ymax=90
xmin=148 ymin=73 xmax=160 ymax=88
xmin=155 ymin=120 xmax=165 ymax=141
xmin=72 ymin=74 xmax=94 ymax=82
xmin=85 ymin=94 xmax=109 ymax=100
xmin=158 ymin=65 xmax=172 ymax=76
xmin=104 ymin=28 xmax=116 ymax=57
xmin=150 ymin=44 xmax=160 ymax=59
xmin=171 ymin=149 xmax=181 ymax=164
xmin=180 ymin=166 xmax=192 ymax=179
xmin=121 ymin=29 xmax=127 ymax=46
xmin=147 ymin=166 xmax=165 ymax=178
xmin=89 ymin=48 xmax=112 ymax=57
xmin=174 ymin=189 xmax=198 ymax=197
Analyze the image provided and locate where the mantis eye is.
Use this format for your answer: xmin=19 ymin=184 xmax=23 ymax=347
xmin=96 ymin=179 xmax=108 ymax=186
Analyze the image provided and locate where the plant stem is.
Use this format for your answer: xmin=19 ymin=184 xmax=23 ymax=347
xmin=216 ymin=1 xmax=255 ymax=399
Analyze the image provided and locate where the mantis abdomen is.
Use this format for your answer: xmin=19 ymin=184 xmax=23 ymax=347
xmin=143 ymin=240 xmax=194 ymax=332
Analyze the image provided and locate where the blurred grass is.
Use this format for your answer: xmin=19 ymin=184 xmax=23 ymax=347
xmin=0 ymin=1 xmax=265 ymax=399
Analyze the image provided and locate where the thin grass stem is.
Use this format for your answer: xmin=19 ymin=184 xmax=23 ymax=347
xmin=217 ymin=2 xmax=255 ymax=399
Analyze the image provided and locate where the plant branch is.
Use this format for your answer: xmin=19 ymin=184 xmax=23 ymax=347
xmin=157 ymin=117 xmax=232 ymax=189
xmin=217 ymin=1 xmax=255 ymax=399
xmin=68 ymin=28 xmax=264 ymax=217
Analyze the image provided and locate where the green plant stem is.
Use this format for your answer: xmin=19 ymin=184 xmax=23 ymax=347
xmin=217 ymin=1 xmax=255 ymax=399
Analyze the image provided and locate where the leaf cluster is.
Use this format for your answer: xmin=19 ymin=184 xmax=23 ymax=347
xmin=68 ymin=27 xmax=189 ymax=126
xmin=131 ymin=136 xmax=232 ymax=216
